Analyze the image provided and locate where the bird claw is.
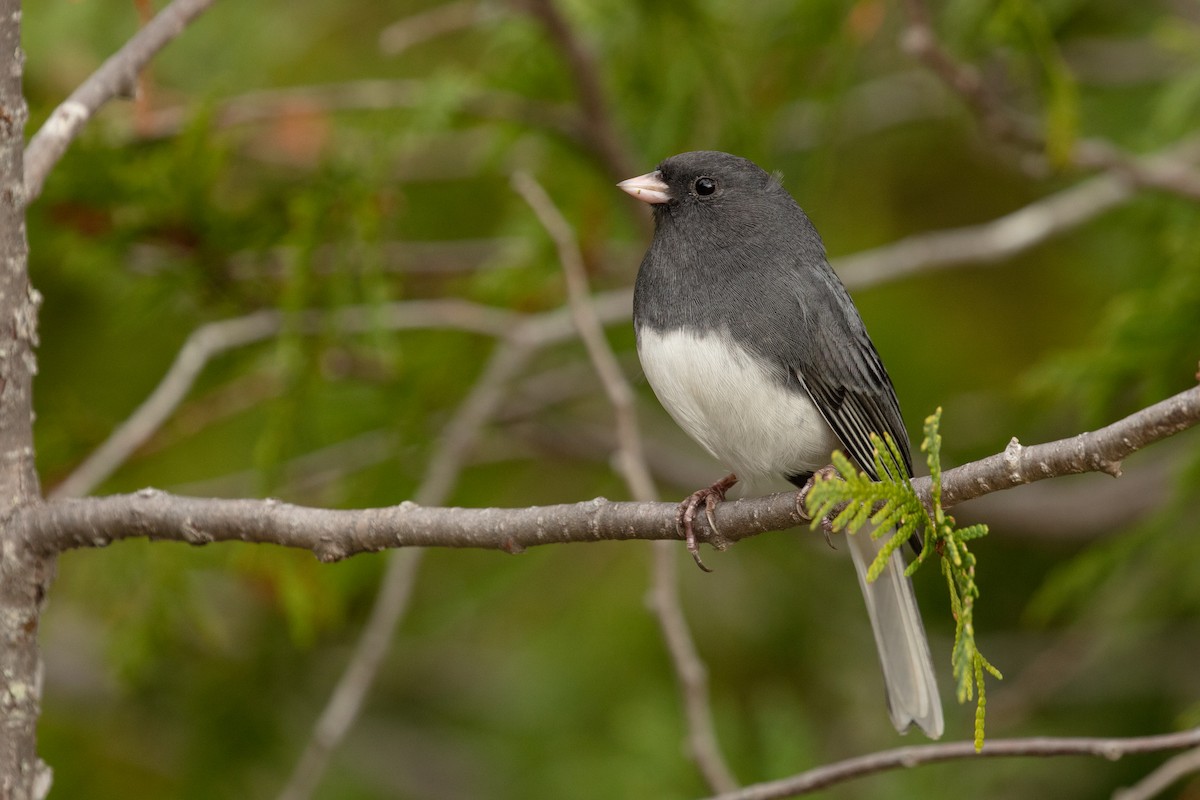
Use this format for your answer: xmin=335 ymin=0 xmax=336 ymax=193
xmin=794 ymin=466 xmax=841 ymax=550
xmin=677 ymin=473 xmax=738 ymax=572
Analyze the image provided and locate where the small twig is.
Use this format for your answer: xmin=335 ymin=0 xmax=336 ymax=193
xmin=415 ymin=339 xmax=539 ymax=505
xmin=48 ymin=299 xmax=519 ymax=500
xmin=49 ymin=310 xmax=281 ymax=499
xmin=511 ymin=172 xmax=656 ymax=499
xmin=512 ymin=171 xmax=738 ymax=793
xmin=23 ymin=0 xmax=217 ymax=202
xmin=1113 ymin=745 xmax=1200 ymax=800
xmin=703 ymin=726 xmax=1200 ymax=800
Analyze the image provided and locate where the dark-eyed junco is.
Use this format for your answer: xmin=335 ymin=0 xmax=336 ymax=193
xmin=619 ymin=150 xmax=943 ymax=738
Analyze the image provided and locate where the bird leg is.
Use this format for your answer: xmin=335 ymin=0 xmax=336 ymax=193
xmin=676 ymin=472 xmax=738 ymax=572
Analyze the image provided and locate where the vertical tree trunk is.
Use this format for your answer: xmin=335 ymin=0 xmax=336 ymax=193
xmin=0 ymin=1 xmax=52 ymax=797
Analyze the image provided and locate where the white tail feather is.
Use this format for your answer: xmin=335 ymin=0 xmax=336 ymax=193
xmin=846 ymin=528 xmax=944 ymax=739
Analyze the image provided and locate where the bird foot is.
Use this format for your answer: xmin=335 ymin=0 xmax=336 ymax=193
xmin=677 ymin=473 xmax=738 ymax=572
xmin=793 ymin=466 xmax=842 ymax=549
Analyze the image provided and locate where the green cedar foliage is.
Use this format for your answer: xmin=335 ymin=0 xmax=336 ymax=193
xmin=805 ymin=409 xmax=1001 ymax=749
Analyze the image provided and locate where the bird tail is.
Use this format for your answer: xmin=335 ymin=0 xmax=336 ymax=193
xmin=846 ymin=527 xmax=944 ymax=739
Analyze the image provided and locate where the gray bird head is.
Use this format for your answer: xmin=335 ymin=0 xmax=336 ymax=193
xmin=620 ymin=150 xmax=825 ymax=268
xmin=618 ymin=151 xmax=807 ymax=250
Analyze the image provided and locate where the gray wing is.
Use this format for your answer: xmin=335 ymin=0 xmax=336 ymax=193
xmin=790 ymin=270 xmax=913 ymax=482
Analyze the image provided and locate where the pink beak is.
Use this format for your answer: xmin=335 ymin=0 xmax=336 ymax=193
xmin=617 ymin=170 xmax=671 ymax=204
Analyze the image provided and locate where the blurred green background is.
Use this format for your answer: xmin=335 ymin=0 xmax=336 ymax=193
xmin=23 ymin=0 xmax=1200 ymax=797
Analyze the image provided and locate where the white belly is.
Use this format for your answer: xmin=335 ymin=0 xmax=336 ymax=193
xmin=637 ymin=328 xmax=841 ymax=480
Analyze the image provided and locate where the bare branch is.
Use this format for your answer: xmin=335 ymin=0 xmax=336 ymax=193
xmin=833 ymin=171 xmax=1134 ymax=289
xmin=512 ymin=172 xmax=657 ymax=500
xmin=1113 ymin=745 xmax=1200 ymax=800
xmin=22 ymin=383 xmax=1200 ymax=557
xmin=923 ymin=383 xmax=1200 ymax=509
xmin=23 ymin=0 xmax=217 ymax=202
xmin=512 ymin=172 xmax=737 ymax=792
xmin=952 ymin=442 xmax=1184 ymax=541
xmin=50 ymin=310 xmax=280 ymax=500
xmin=785 ymin=78 xmax=1196 ymax=288
xmin=703 ymin=726 xmax=1200 ymax=800
xmin=416 ymin=341 xmax=541 ymax=506
xmin=515 ymin=416 xmax=1184 ymax=543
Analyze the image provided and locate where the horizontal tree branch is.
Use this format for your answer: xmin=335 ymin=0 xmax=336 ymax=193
xmin=18 ymin=489 xmax=709 ymax=559
xmin=17 ymin=383 xmax=1200 ymax=558
xmin=925 ymin=382 xmax=1200 ymax=508
xmin=512 ymin=416 xmax=1186 ymax=542
xmin=704 ymin=726 xmax=1200 ymax=800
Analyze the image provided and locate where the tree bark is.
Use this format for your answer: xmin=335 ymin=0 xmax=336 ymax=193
xmin=0 ymin=1 xmax=52 ymax=797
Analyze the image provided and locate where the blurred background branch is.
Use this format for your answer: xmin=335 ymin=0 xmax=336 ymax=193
xmin=277 ymin=335 xmax=535 ymax=800
xmin=513 ymin=170 xmax=737 ymax=792
xmin=23 ymin=0 xmax=216 ymax=201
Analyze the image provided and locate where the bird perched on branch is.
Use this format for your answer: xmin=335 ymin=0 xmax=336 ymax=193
xmin=619 ymin=150 xmax=943 ymax=738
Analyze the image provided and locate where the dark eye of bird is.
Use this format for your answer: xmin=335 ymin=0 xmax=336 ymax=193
xmin=694 ymin=177 xmax=716 ymax=196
